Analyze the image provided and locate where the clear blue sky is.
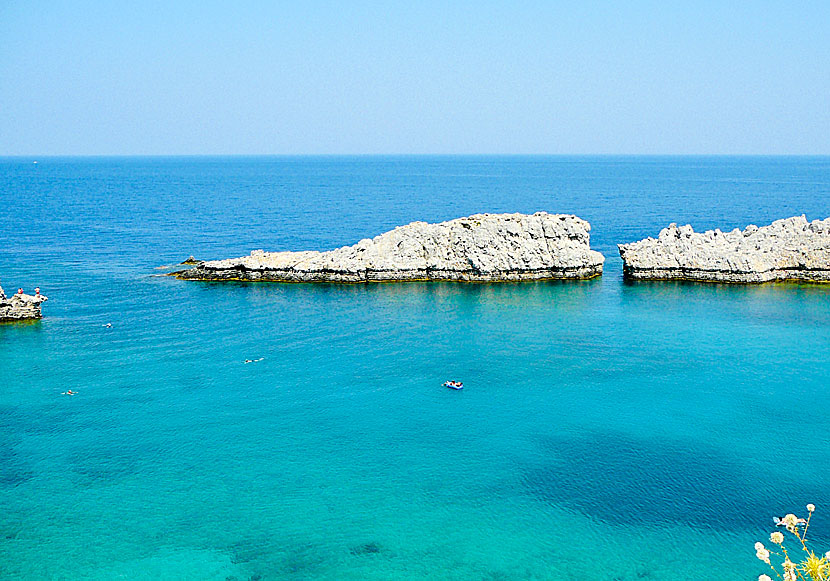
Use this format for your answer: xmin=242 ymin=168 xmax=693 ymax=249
xmin=1 ymin=1 xmax=828 ymax=155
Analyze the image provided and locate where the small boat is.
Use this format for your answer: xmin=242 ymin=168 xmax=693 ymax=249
xmin=443 ymin=381 xmax=463 ymax=390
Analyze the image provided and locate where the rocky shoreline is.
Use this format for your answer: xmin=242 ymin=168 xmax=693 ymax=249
xmin=174 ymin=213 xmax=606 ymax=283
xmin=173 ymin=214 xmax=830 ymax=286
xmin=619 ymin=216 xmax=830 ymax=283
xmin=0 ymin=281 xmax=47 ymax=322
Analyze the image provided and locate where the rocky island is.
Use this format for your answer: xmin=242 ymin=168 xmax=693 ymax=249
xmin=619 ymin=215 xmax=830 ymax=283
xmin=0 ymin=280 xmax=48 ymax=322
xmin=175 ymin=213 xmax=605 ymax=283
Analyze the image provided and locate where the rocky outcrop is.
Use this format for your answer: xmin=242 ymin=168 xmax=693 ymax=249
xmin=619 ymin=216 xmax=830 ymax=283
xmin=175 ymin=213 xmax=605 ymax=283
xmin=0 ymin=281 xmax=48 ymax=321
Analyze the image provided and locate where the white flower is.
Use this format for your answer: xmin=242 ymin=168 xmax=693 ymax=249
xmin=770 ymin=531 xmax=784 ymax=544
xmin=755 ymin=541 xmax=765 ymax=551
xmin=756 ymin=548 xmax=771 ymax=564
xmin=807 ymin=503 xmax=815 ymax=512
xmin=783 ymin=513 xmax=799 ymax=531
xmin=758 ymin=575 xmax=772 ymax=581
xmin=826 ymin=550 xmax=830 ymax=560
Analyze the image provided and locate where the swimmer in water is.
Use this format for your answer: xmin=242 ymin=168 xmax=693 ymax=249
xmin=62 ymin=390 xmax=76 ymax=396
xmin=244 ymin=358 xmax=264 ymax=364
xmin=103 ymin=323 xmax=112 ymax=328
xmin=774 ymin=516 xmax=807 ymax=527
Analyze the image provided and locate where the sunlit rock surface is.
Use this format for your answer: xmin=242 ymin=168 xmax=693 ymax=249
xmin=619 ymin=216 xmax=830 ymax=283
xmin=0 ymin=281 xmax=47 ymax=321
xmin=176 ymin=213 xmax=605 ymax=283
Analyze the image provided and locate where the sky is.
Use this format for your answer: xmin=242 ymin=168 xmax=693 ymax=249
xmin=1 ymin=1 xmax=828 ymax=155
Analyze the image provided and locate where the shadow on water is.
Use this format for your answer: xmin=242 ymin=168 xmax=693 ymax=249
xmin=618 ymin=278 xmax=830 ymax=332
xmin=0 ymin=319 xmax=45 ymax=339
xmin=0 ymin=318 xmax=44 ymax=327
xmin=619 ymin=279 xmax=830 ymax=313
xmin=184 ymin=277 xmax=604 ymax=311
xmin=521 ymin=430 xmax=830 ymax=535
xmin=622 ymin=278 xmax=830 ymax=294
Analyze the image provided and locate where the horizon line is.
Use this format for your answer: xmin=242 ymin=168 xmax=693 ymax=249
xmin=3 ymin=153 xmax=830 ymax=159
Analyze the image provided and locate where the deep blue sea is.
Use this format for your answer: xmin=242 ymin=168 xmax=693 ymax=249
xmin=1 ymin=156 xmax=829 ymax=580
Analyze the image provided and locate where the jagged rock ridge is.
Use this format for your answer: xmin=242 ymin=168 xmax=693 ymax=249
xmin=0 ymin=281 xmax=48 ymax=322
xmin=619 ymin=215 xmax=830 ymax=283
xmin=176 ymin=212 xmax=605 ymax=283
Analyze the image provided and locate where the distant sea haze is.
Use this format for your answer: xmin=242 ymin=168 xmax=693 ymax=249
xmin=1 ymin=156 xmax=828 ymax=580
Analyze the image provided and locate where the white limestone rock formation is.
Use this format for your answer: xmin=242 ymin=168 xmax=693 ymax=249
xmin=0 ymin=281 xmax=48 ymax=321
xmin=618 ymin=215 xmax=830 ymax=283
xmin=176 ymin=213 xmax=605 ymax=283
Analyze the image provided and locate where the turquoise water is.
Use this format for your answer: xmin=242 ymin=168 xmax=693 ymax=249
xmin=1 ymin=156 xmax=830 ymax=580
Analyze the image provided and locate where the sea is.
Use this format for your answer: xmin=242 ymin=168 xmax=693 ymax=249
xmin=1 ymin=156 xmax=829 ymax=580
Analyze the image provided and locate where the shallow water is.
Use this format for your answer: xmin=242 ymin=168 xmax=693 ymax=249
xmin=1 ymin=156 xmax=829 ymax=579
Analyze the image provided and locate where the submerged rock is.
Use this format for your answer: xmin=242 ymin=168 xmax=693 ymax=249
xmin=0 ymin=280 xmax=48 ymax=322
xmin=618 ymin=215 xmax=830 ymax=283
xmin=350 ymin=542 xmax=382 ymax=555
xmin=175 ymin=213 xmax=605 ymax=283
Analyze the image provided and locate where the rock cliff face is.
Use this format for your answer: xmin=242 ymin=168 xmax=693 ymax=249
xmin=176 ymin=213 xmax=605 ymax=283
xmin=0 ymin=282 xmax=48 ymax=321
xmin=618 ymin=216 xmax=830 ymax=283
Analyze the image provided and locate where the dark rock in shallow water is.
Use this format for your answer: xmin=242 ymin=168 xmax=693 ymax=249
xmin=521 ymin=430 xmax=827 ymax=534
xmin=180 ymin=255 xmax=202 ymax=265
xmin=276 ymin=542 xmax=327 ymax=575
xmin=174 ymin=213 xmax=605 ymax=283
xmin=350 ymin=542 xmax=382 ymax=555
